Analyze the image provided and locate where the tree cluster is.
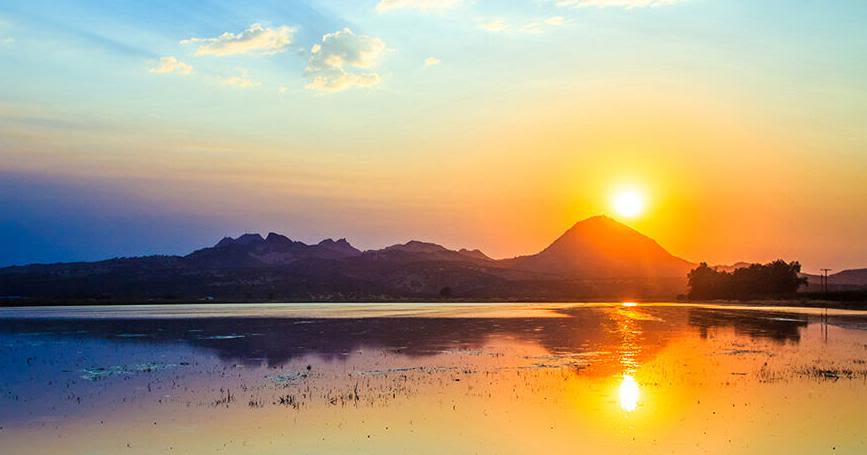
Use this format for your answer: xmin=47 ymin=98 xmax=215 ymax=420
xmin=687 ymin=260 xmax=807 ymax=300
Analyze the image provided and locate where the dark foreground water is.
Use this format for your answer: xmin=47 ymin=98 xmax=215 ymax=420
xmin=0 ymin=303 xmax=866 ymax=454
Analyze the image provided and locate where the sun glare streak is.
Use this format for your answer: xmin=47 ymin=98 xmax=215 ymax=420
xmin=619 ymin=374 xmax=640 ymax=412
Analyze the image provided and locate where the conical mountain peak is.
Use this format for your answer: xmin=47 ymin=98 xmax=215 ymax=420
xmin=510 ymin=215 xmax=693 ymax=278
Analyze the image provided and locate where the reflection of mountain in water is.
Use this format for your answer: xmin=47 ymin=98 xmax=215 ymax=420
xmin=687 ymin=308 xmax=808 ymax=343
xmin=0 ymin=308 xmax=682 ymax=370
xmin=2 ymin=307 xmax=840 ymax=370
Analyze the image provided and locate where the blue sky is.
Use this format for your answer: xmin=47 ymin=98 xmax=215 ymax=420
xmin=1 ymin=1 xmax=866 ymax=270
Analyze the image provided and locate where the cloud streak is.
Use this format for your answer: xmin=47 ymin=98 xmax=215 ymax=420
xmin=556 ymin=0 xmax=680 ymax=7
xmin=480 ymin=17 xmax=565 ymax=35
xmin=220 ymin=69 xmax=260 ymax=89
xmin=545 ymin=16 xmax=565 ymax=26
xmin=479 ymin=19 xmax=508 ymax=33
xmin=150 ymin=56 xmax=193 ymax=75
xmin=376 ymin=0 xmax=462 ymax=13
xmin=181 ymin=23 xmax=295 ymax=56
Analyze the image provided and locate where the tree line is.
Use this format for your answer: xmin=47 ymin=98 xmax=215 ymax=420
xmin=687 ymin=260 xmax=807 ymax=300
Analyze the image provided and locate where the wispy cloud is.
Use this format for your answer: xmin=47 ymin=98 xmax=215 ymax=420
xmin=480 ymin=16 xmax=565 ymax=35
xmin=479 ymin=19 xmax=508 ymax=33
xmin=556 ymin=0 xmax=680 ymax=7
xmin=520 ymin=16 xmax=566 ymax=34
xmin=376 ymin=0 xmax=462 ymax=13
xmin=305 ymin=73 xmax=381 ymax=93
xmin=150 ymin=56 xmax=193 ymax=75
xmin=424 ymin=56 xmax=441 ymax=67
xmin=181 ymin=23 xmax=295 ymax=56
xmin=304 ymin=28 xmax=387 ymax=93
xmin=1 ymin=37 xmax=14 ymax=46
xmin=520 ymin=21 xmax=546 ymax=34
xmin=220 ymin=70 xmax=260 ymax=89
xmin=545 ymin=16 xmax=566 ymax=26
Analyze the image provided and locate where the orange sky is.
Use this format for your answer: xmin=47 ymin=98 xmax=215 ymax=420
xmin=1 ymin=1 xmax=866 ymax=272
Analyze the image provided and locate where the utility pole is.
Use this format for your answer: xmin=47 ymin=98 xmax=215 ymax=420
xmin=820 ymin=268 xmax=832 ymax=294
xmin=819 ymin=268 xmax=832 ymax=343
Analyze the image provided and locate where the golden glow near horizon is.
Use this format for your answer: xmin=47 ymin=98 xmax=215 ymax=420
xmin=618 ymin=374 xmax=640 ymax=412
xmin=612 ymin=189 xmax=645 ymax=219
xmin=2 ymin=1 xmax=867 ymax=271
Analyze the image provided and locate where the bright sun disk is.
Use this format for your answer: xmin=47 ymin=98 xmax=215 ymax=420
xmin=612 ymin=190 xmax=645 ymax=218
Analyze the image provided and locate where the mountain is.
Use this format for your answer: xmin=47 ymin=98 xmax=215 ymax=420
xmin=188 ymin=232 xmax=361 ymax=267
xmin=829 ymin=269 xmax=867 ymax=286
xmin=503 ymin=216 xmax=694 ymax=278
xmin=712 ymin=262 xmax=752 ymax=273
xmin=367 ymin=241 xmax=493 ymax=263
xmin=0 ymin=216 xmax=700 ymax=303
xmin=801 ymin=268 xmax=867 ymax=292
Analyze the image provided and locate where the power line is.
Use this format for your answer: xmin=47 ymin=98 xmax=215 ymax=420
xmin=820 ymin=268 xmax=832 ymax=294
xmin=819 ymin=268 xmax=832 ymax=342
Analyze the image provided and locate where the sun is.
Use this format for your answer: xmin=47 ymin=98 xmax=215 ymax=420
xmin=612 ymin=190 xmax=645 ymax=218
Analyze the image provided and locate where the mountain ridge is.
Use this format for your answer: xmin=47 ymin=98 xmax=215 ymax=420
xmin=0 ymin=216 xmax=762 ymax=302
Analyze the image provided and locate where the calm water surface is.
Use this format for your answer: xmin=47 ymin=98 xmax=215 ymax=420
xmin=1 ymin=302 xmax=866 ymax=454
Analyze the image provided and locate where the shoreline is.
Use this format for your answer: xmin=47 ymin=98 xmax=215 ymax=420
xmin=1 ymin=297 xmax=865 ymax=311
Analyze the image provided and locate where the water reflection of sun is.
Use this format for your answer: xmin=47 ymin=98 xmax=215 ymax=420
xmin=615 ymin=310 xmax=641 ymax=373
xmin=614 ymin=303 xmax=643 ymax=412
xmin=619 ymin=374 xmax=640 ymax=412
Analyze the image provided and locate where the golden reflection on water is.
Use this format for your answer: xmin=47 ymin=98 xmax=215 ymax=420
xmin=2 ymin=304 xmax=867 ymax=454
xmin=615 ymin=303 xmax=645 ymax=413
xmin=615 ymin=309 xmax=641 ymax=372
xmin=614 ymin=302 xmax=644 ymax=414
xmin=618 ymin=374 xmax=640 ymax=412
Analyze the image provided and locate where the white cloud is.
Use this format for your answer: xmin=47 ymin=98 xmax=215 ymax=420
xmin=181 ymin=23 xmax=295 ymax=56
xmin=376 ymin=0 xmax=461 ymax=13
xmin=521 ymin=17 xmax=565 ymax=34
xmin=479 ymin=19 xmax=508 ymax=33
xmin=556 ymin=0 xmax=680 ymax=7
xmin=545 ymin=16 xmax=565 ymax=26
xmin=304 ymin=28 xmax=387 ymax=93
xmin=150 ymin=56 xmax=193 ymax=75
xmin=305 ymin=73 xmax=381 ymax=92
xmin=278 ymin=86 xmax=289 ymax=95
xmin=520 ymin=22 xmax=544 ymax=34
xmin=220 ymin=69 xmax=260 ymax=89
xmin=481 ymin=17 xmax=564 ymax=35
xmin=424 ymin=56 xmax=441 ymax=66
xmin=1 ymin=37 xmax=13 ymax=45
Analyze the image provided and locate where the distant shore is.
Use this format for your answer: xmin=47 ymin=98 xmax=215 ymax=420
xmin=1 ymin=297 xmax=865 ymax=310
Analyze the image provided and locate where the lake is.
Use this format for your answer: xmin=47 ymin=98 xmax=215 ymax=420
xmin=1 ymin=302 xmax=866 ymax=454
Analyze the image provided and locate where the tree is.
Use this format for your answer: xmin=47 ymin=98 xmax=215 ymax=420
xmin=687 ymin=263 xmax=730 ymax=299
xmin=687 ymin=260 xmax=806 ymax=300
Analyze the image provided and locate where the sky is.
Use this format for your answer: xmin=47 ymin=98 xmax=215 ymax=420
xmin=1 ymin=0 xmax=866 ymax=273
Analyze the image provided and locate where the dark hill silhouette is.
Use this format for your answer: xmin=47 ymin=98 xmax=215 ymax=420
xmin=187 ymin=233 xmax=361 ymax=267
xmin=502 ymin=216 xmax=694 ymax=278
xmin=712 ymin=262 xmax=752 ymax=273
xmin=829 ymin=269 xmax=867 ymax=286
xmin=365 ymin=240 xmax=493 ymax=264
xmin=0 ymin=216 xmax=708 ymax=302
xmin=801 ymin=268 xmax=867 ymax=292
